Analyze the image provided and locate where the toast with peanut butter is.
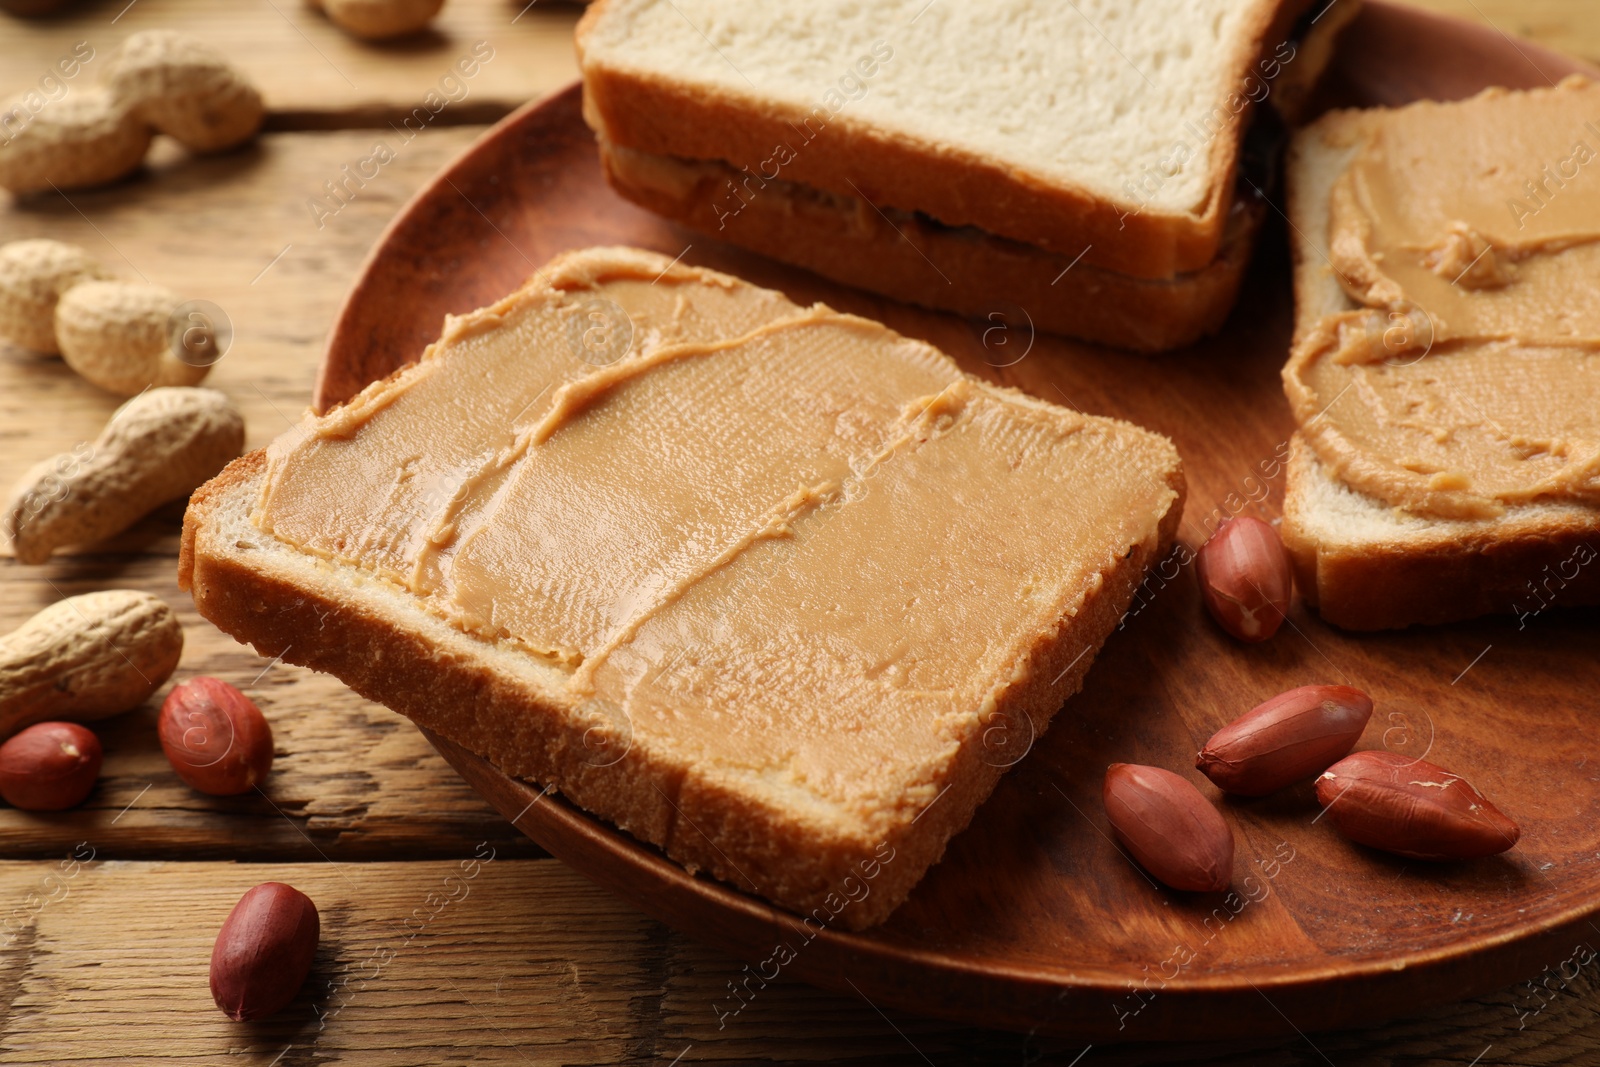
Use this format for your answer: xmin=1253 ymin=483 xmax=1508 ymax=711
xmin=1282 ymin=79 xmax=1600 ymax=630
xmin=179 ymin=247 xmax=1185 ymax=928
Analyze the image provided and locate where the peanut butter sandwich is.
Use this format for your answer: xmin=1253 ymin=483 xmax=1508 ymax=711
xmin=181 ymin=247 xmax=1185 ymax=927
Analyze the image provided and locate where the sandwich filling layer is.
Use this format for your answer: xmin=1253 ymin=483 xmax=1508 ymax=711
xmin=255 ymin=250 xmax=1181 ymax=826
xmin=1286 ymin=79 xmax=1600 ymax=519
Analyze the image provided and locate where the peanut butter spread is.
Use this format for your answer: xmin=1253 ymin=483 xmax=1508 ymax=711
xmin=1286 ymin=79 xmax=1600 ymax=519
xmin=255 ymin=249 xmax=1181 ymax=818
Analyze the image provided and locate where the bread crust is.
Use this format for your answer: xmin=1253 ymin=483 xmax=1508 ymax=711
xmin=182 ymin=432 xmax=1184 ymax=929
xmin=598 ymin=141 xmax=1263 ymax=352
xmin=1268 ymin=0 xmax=1363 ymax=126
xmin=1282 ymin=437 xmax=1600 ymax=631
xmin=576 ymin=0 xmax=1312 ymax=280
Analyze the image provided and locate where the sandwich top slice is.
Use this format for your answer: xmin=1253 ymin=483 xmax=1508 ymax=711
xmin=1282 ymin=78 xmax=1600 ymax=629
xmin=181 ymin=247 xmax=1185 ymax=928
xmin=576 ymin=0 xmax=1309 ymax=280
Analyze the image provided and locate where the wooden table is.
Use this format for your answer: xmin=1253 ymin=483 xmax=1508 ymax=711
xmin=2 ymin=2 xmax=1598 ymax=1063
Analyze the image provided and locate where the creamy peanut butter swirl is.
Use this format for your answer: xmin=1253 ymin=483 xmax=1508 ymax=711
xmin=255 ymin=249 xmax=1182 ymax=815
xmin=1287 ymin=78 xmax=1600 ymax=519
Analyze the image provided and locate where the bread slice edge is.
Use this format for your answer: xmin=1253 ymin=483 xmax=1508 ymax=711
xmin=598 ymin=140 xmax=1264 ymax=352
xmin=181 ymin=411 xmax=1186 ymax=930
xmin=576 ymin=0 xmax=1311 ymax=280
xmin=1281 ymin=104 xmax=1600 ymax=630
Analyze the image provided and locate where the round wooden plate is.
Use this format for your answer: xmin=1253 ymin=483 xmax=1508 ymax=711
xmin=321 ymin=3 xmax=1600 ymax=1041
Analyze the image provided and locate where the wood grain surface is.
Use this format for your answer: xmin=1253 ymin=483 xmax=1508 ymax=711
xmin=0 ymin=0 xmax=583 ymax=128
xmin=3 ymin=858 xmax=1599 ymax=1066
xmin=0 ymin=128 xmax=543 ymax=861
xmin=2 ymin=0 xmax=1599 ymax=1062
xmin=1405 ymin=0 xmax=1600 ymax=63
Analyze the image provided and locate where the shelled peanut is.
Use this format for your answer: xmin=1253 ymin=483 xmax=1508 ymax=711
xmin=1194 ymin=517 xmax=1293 ymax=642
xmin=211 ymin=883 xmax=320 ymax=1021
xmin=0 ymin=722 xmax=102 ymax=810
xmin=1104 ymin=763 xmax=1233 ymax=892
xmin=1317 ymin=751 xmax=1520 ymax=861
xmin=0 ymin=30 xmax=263 ymax=195
xmin=159 ymin=677 xmax=275 ymax=796
xmin=1197 ymin=684 xmax=1373 ymax=796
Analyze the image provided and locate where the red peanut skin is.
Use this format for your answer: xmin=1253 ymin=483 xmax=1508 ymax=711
xmin=158 ymin=677 xmax=273 ymax=796
xmin=210 ymin=882 xmax=320 ymax=1021
xmin=0 ymin=722 xmax=102 ymax=811
xmin=1103 ymin=763 xmax=1233 ymax=892
xmin=1194 ymin=516 xmax=1293 ymax=642
xmin=1198 ymin=685 xmax=1373 ymax=796
xmin=1315 ymin=750 xmax=1521 ymax=860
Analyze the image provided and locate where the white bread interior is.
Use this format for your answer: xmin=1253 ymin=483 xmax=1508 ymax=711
xmin=576 ymin=0 xmax=1311 ymax=279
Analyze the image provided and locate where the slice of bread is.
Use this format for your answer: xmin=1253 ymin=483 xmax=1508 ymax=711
xmin=1281 ymin=103 xmax=1600 ymax=630
xmin=1268 ymin=0 xmax=1362 ymax=126
xmin=1284 ymin=436 xmax=1600 ymax=630
xmin=598 ymin=139 xmax=1265 ymax=352
xmin=181 ymin=247 xmax=1186 ymax=928
xmin=576 ymin=0 xmax=1310 ymax=281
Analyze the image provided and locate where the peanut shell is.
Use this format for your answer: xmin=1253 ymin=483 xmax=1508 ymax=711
xmin=4 ymin=387 xmax=244 ymax=563
xmin=0 ymin=239 xmax=112 ymax=354
xmin=0 ymin=590 xmax=182 ymax=739
xmin=0 ymin=89 xmax=151 ymax=196
xmin=55 ymin=280 xmax=211 ymax=395
xmin=102 ymin=31 xmax=264 ymax=153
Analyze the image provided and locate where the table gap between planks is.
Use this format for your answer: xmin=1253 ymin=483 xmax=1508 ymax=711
xmin=1 ymin=0 xmax=1598 ymax=1063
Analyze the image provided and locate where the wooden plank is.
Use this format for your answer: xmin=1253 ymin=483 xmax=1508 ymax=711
xmin=3 ymin=2 xmax=1600 ymax=1060
xmin=0 ymin=0 xmax=582 ymax=126
xmin=1 ymin=858 xmax=1598 ymax=1064
xmin=4 ymin=0 xmax=1592 ymax=131
xmin=0 ymin=128 xmax=542 ymax=860
xmin=1406 ymin=0 xmax=1600 ymax=64
xmin=0 ymin=859 xmax=643 ymax=1065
